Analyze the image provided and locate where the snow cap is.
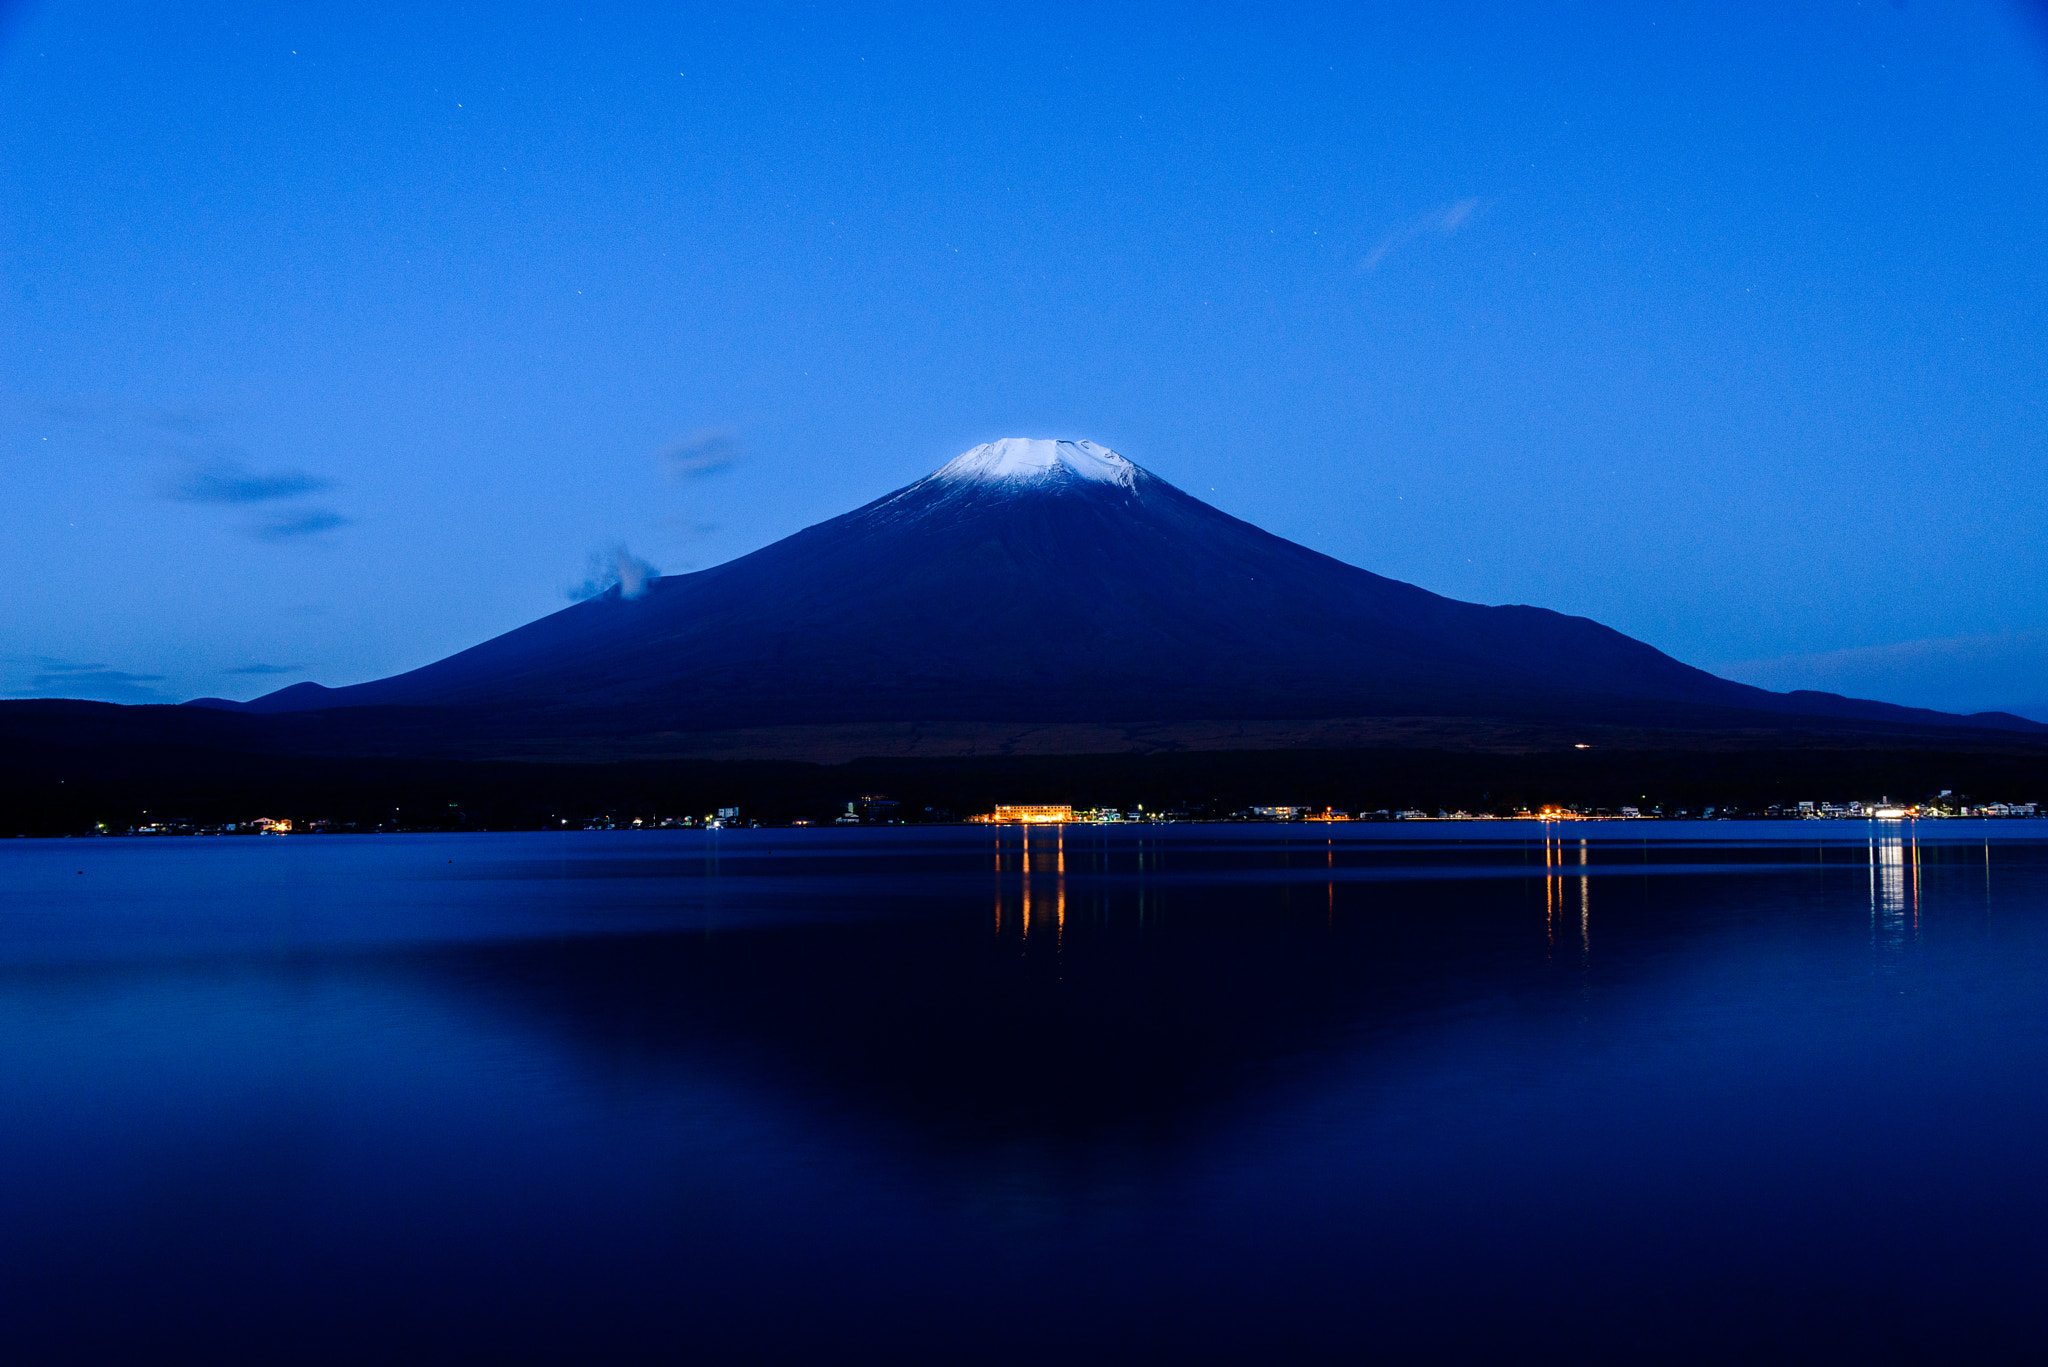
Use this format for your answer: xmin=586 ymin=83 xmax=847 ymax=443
xmin=934 ymin=438 xmax=1136 ymax=488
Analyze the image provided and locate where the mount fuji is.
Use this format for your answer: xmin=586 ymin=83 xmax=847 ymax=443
xmin=194 ymin=438 xmax=2039 ymax=756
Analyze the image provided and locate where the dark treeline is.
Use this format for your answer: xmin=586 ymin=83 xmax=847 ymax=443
xmin=6 ymin=736 xmax=2045 ymax=835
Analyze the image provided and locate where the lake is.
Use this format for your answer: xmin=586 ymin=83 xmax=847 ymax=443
xmin=3 ymin=822 xmax=2046 ymax=1363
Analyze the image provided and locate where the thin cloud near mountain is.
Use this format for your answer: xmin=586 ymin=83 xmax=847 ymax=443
xmin=160 ymin=454 xmax=331 ymax=504
xmin=661 ymin=430 xmax=740 ymax=481
xmin=16 ymin=658 xmax=171 ymax=704
xmin=251 ymin=509 xmax=353 ymax=541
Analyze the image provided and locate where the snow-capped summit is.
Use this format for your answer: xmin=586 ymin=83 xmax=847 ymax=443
xmin=933 ymin=438 xmax=1137 ymax=488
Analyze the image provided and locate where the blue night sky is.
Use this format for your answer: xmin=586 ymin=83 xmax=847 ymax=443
xmin=4 ymin=2 xmax=2046 ymax=717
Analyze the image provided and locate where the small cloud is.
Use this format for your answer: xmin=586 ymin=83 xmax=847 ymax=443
xmin=1715 ymin=628 xmax=2048 ymax=718
xmin=251 ymin=508 xmax=352 ymax=541
xmin=654 ymin=514 xmax=723 ymax=537
xmin=224 ymin=662 xmax=307 ymax=676
xmin=570 ymin=544 xmax=660 ymax=601
xmin=1361 ymin=198 xmax=1485 ymax=273
xmin=141 ymin=406 xmax=225 ymax=437
xmin=17 ymin=658 xmax=172 ymax=704
xmin=35 ymin=399 xmax=115 ymax=424
xmin=34 ymin=667 xmax=167 ymax=686
xmin=1438 ymin=197 xmax=1480 ymax=231
xmin=661 ymin=430 xmax=740 ymax=481
xmin=163 ymin=454 xmax=331 ymax=504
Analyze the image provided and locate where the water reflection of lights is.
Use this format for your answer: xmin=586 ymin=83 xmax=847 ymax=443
xmin=1327 ymin=838 xmax=1335 ymax=927
xmin=1869 ymin=829 xmax=1920 ymax=950
xmin=1540 ymin=827 xmax=1591 ymax=954
xmin=1578 ymin=839 xmax=1590 ymax=957
xmin=995 ymin=822 xmax=1069 ymax=953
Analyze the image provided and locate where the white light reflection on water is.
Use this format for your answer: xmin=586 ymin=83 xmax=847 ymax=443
xmin=1579 ymin=838 xmax=1591 ymax=961
xmin=1869 ymin=825 xmax=1921 ymax=962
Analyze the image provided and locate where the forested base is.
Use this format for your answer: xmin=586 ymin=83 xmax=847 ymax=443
xmin=5 ymin=739 xmax=2044 ymax=836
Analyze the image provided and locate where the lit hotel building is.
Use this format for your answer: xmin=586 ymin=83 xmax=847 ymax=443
xmin=975 ymin=805 xmax=1076 ymax=824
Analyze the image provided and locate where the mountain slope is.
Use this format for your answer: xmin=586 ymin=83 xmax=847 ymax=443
xmin=211 ymin=440 xmax=2041 ymax=741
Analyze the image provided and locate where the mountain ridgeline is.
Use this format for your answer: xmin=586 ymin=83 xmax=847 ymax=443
xmin=195 ymin=439 xmax=2040 ymax=753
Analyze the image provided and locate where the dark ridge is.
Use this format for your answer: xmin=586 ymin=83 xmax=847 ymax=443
xmin=3 ymin=694 xmax=2043 ymax=837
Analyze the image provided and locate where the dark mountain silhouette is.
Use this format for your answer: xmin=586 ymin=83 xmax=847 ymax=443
xmin=184 ymin=440 xmax=2039 ymax=754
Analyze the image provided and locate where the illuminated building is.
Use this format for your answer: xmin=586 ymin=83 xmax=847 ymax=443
xmin=976 ymin=804 xmax=1076 ymax=824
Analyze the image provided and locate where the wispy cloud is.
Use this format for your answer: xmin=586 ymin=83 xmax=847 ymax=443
xmin=161 ymin=454 xmax=331 ymax=505
xmin=31 ymin=398 xmax=119 ymax=426
xmin=26 ymin=404 xmax=356 ymax=541
xmin=251 ymin=509 xmax=352 ymax=541
xmin=645 ymin=516 xmax=723 ymax=576
xmin=223 ymin=662 xmax=307 ymax=676
xmin=1715 ymin=628 xmax=2048 ymax=719
xmin=140 ymin=406 xmax=226 ymax=437
xmin=16 ymin=657 xmax=172 ymax=704
xmin=570 ymin=544 xmax=660 ymax=601
xmin=16 ymin=398 xmax=231 ymax=455
xmin=1361 ymin=198 xmax=1485 ymax=273
xmin=661 ymin=430 xmax=740 ymax=481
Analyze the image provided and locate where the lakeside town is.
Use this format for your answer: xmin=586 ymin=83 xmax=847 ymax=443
xmin=82 ymin=793 xmax=2043 ymax=837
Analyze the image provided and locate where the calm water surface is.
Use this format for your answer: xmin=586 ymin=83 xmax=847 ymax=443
xmin=3 ymin=822 xmax=2046 ymax=1363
